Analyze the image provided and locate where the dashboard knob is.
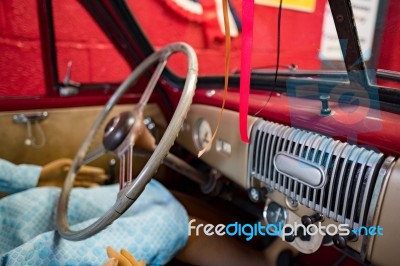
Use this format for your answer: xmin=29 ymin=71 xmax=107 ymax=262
xmin=301 ymin=213 xmax=324 ymax=226
xmin=284 ymin=227 xmax=311 ymax=242
xmin=332 ymin=232 xmax=357 ymax=249
xmin=320 ymin=95 xmax=332 ymax=116
xmin=297 ymin=226 xmax=311 ymax=241
xmin=248 ymin=187 xmax=268 ymax=203
xmin=284 ymin=227 xmax=296 ymax=242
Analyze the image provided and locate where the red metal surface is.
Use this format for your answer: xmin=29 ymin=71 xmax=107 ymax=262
xmin=163 ymin=86 xmax=399 ymax=157
xmin=0 ymin=93 xmax=157 ymax=112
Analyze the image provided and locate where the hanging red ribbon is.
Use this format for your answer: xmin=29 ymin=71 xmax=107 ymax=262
xmin=239 ymin=0 xmax=254 ymax=143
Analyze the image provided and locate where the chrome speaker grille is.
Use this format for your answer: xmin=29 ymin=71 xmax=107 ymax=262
xmin=248 ymin=120 xmax=385 ymax=229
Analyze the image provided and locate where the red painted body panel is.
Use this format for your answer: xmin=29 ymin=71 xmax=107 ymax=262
xmin=0 ymin=94 xmax=154 ymax=112
xmin=164 ymin=85 xmax=399 ymax=156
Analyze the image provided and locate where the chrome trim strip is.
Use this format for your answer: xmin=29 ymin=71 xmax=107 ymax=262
xmin=273 ymin=126 xmax=288 ymax=193
xmin=318 ymin=140 xmax=340 ymax=214
xmin=248 ymin=119 xmax=385 ymax=231
xmin=274 ymin=152 xmax=326 ymax=189
xmin=349 ymin=151 xmax=375 ymax=227
xmin=359 ymin=154 xmax=384 ymax=231
xmin=270 ymin=126 xmax=281 ymax=189
xmin=334 ymin=145 xmax=357 ymax=222
xmin=326 ymin=143 xmax=347 ymax=221
xmin=362 ymin=156 xmax=396 ymax=262
xmin=342 ymin=148 xmax=364 ymax=225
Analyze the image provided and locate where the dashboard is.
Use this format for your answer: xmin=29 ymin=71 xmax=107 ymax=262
xmin=176 ymin=104 xmax=400 ymax=265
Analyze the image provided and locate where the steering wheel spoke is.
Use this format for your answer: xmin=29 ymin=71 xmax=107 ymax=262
xmin=82 ymin=145 xmax=106 ymax=165
xmin=57 ymin=42 xmax=198 ymax=241
xmin=137 ymin=59 xmax=168 ymax=112
xmin=118 ymin=145 xmax=134 ymax=190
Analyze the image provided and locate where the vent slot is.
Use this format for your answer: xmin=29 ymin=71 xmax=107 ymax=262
xmin=248 ymin=120 xmax=384 ymax=229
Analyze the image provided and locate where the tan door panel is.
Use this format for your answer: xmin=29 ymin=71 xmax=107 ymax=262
xmin=0 ymin=104 xmax=166 ymax=167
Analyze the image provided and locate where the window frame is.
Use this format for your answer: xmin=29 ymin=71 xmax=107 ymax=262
xmin=38 ymin=0 xmax=400 ymax=114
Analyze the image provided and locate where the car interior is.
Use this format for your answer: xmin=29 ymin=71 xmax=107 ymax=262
xmin=1 ymin=0 xmax=400 ymax=265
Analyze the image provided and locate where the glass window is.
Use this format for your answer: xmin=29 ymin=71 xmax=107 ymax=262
xmin=0 ymin=0 xmax=45 ymax=97
xmin=53 ymin=0 xmax=130 ymax=84
xmin=0 ymin=0 xmax=132 ymax=97
xmin=127 ymin=0 xmax=400 ymax=86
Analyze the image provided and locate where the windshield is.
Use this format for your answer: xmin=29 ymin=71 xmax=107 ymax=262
xmin=127 ymin=0 xmax=400 ymax=85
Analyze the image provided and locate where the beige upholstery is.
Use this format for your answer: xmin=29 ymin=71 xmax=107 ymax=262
xmin=0 ymin=104 xmax=166 ymax=168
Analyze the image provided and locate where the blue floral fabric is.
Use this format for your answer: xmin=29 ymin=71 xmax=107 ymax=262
xmin=0 ymin=160 xmax=189 ymax=265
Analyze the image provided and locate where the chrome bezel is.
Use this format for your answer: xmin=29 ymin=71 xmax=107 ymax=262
xmin=263 ymin=201 xmax=288 ymax=227
xmin=192 ymin=118 xmax=212 ymax=152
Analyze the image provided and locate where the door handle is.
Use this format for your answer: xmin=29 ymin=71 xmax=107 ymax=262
xmin=13 ymin=112 xmax=48 ymax=124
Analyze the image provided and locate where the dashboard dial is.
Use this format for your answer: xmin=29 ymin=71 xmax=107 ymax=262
xmin=264 ymin=201 xmax=288 ymax=226
xmin=193 ymin=118 xmax=212 ymax=151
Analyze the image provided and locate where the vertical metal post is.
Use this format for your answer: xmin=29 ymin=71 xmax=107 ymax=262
xmin=37 ymin=0 xmax=60 ymax=94
xmin=328 ymin=0 xmax=370 ymax=87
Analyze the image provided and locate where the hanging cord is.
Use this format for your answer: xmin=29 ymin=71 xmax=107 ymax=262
xmin=255 ymin=0 xmax=283 ymax=116
xmin=25 ymin=120 xmax=46 ymax=149
xmin=198 ymin=0 xmax=231 ymax=157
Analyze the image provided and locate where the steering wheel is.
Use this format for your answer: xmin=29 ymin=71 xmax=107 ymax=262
xmin=57 ymin=42 xmax=198 ymax=241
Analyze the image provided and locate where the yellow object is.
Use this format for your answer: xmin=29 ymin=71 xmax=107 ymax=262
xmin=38 ymin=158 xmax=107 ymax=187
xmin=104 ymin=247 xmax=146 ymax=266
xmin=121 ymin=249 xmax=146 ymax=266
xmin=255 ymin=0 xmax=316 ymax=13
